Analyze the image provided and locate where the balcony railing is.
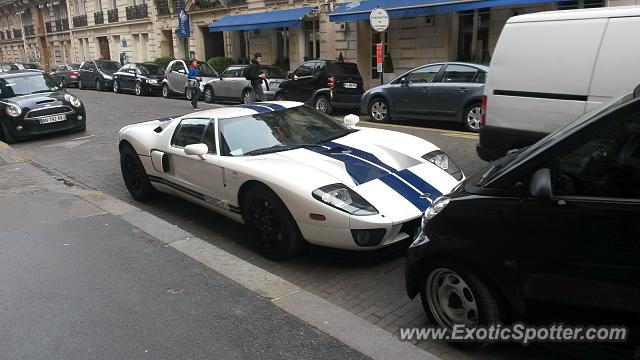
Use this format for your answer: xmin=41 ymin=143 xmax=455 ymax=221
xmin=45 ymin=21 xmax=53 ymax=33
xmin=107 ymin=8 xmax=118 ymax=23
xmin=126 ymin=3 xmax=148 ymax=20
xmin=24 ymin=24 xmax=35 ymax=36
xmin=13 ymin=28 xmax=22 ymax=39
xmin=94 ymin=11 xmax=104 ymax=25
xmin=73 ymin=14 xmax=88 ymax=27
xmin=156 ymin=0 xmax=170 ymax=16
xmin=54 ymin=19 xmax=69 ymax=31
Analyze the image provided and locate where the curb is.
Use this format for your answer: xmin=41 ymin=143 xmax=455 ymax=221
xmin=0 ymin=141 xmax=443 ymax=360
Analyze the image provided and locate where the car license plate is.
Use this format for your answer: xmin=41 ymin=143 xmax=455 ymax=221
xmin=39 ymin=114 xmax=66 ymax=124
xmin=344 ymin=83 xmax=357 ymax=89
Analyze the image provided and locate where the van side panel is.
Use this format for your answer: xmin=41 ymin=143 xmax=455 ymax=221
xmin=588 ymin=17 xmax=640 ymax=106
xmin=485 ymin=19 xmax=607 ymax=133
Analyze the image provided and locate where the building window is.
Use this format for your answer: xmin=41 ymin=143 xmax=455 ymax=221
xmin=95 ymin=0 xmax=102 ymax=12
xmin=304 ymin=19 xmax=319 ymax=60
xmin=370 ymin=31 xmax=388 ymax=80
xmin=558 ymin=0 xmax=604 ymax=10
xmin=75 ymin=0 xmax=86 ymax=15
xmin=457 ymin=8 xmax=490 ymax=63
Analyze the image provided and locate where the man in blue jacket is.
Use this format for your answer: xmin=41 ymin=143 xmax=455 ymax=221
xmin=187 ymin=59 xmax=202 ymax=110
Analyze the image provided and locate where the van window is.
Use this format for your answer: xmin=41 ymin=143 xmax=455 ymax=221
xmin=441 ymin=65 xmax=478 ymax=83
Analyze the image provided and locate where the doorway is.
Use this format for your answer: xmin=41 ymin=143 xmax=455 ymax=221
xmin=97 ymin=36 xmax=111 ymax=60
xmin=201 ymin=27 xmax=224 ymax=60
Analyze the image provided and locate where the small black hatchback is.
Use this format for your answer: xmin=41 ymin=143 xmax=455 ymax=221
xmin=275 ymin=60 xmax=364 ymax=114
xmin=406 ymin=91 xmax=640 ymax=352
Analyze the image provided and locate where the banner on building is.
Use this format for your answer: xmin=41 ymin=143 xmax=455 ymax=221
xmin=176 ymin=6 xmax=191 ymax=38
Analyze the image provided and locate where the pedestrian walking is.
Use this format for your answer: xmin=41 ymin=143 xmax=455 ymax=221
xmin=187 ymin=59 xmax=202 ymax=110
xmin=245 ymin=53 xmax=266 ymax=102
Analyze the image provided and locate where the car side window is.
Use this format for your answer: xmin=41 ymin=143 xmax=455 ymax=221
xmin=293 ymin=62 xmax=314 ymax=77
xmin=440 ymin=65 xmax=478 ymax=83
xmin=222 ymin=67 xmax=241 ymax=78
xmin=201 ymin=123 xmax=216 ymax=154
xmin=407 ymin=65 xmax=442 ymax=84
xmin=171 ymin=118 xmax=215 ymax=153
xmin=79 ymin=62 xmax=87 ymax=70
xmin=170 ymin=62 xmax=183 ymax=72
xmin=475 ymin=71 xmax=486 ymax=84
xmin=89 ymin=62 xmax=96 ymax=71
xmin=552 ymin=107 xmax=640 ymax=199
xmin=57 ymin=65 xmax=65 ymax=72
xmin=128 ymin=65 xmax=136 ymax=74
xmin=314 ymin=62 xmax=325 ymax=75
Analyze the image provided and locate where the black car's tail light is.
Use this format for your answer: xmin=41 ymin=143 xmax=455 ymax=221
xmin=327 ymin=76 xmax=335 ymax=89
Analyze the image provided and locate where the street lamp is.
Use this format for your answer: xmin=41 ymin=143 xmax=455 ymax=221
xmin=16 ymin=10 xmax=28 ymax=62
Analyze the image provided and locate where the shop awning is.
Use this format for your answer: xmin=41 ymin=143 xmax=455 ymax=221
xmin=330 ymin=0 xmax=566 ymax=21
xmin=209 ymin=7 xmax=317 ymax=32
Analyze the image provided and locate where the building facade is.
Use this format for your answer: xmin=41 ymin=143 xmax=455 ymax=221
xmin=1 ymin=0 xmax=637 ymax=87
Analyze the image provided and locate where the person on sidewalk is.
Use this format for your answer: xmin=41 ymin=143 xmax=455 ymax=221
xmin=187 ymin=59 xmax=202 ymax=110
xmin=246 ymin=53 xmax=267 ymax=102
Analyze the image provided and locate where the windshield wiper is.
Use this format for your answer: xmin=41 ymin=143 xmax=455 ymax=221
xmin=243 ymin=143 xmax=323 ymax=156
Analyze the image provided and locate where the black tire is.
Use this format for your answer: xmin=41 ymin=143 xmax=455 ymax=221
xmin=462 ymin=102 xmax=482 ymax=133
xmin=241 ymin=89 xmax=254 ymax=104
xmin=113 ymin=80 xmax=120 ymax=93
xmin=419 ymin=260 xmax=505 ymax=350
xmin=0 ymin=121 xmax=16 ymax=144
xmin=78 ymin=79 xmax=85 ymax=90
xmin=314 ymin=95 xmax=333 ymax=114
xmin=241 ymin=185 xmax=305 ymax=260
xmin=95 ymin=79 xmax=103 ymax=91
xmin=204 ymin=87 xmax=214 ymax=103
xmin=368 ymin=97 xmax=391 ymax=123
xmin=185 ymin=87 xmax=193 ymax=101
xmin=274 ymin=92 xmax=286 ymax=101
xmin=60 ymin=77 xmax=67 ymax=88
xmin=162 ymin=84 xmax=170 ymax=98
xmin=120 ymin=144 xmax=157 ymax=201
xmin=135 ymin=81 xmax=145 ymax=96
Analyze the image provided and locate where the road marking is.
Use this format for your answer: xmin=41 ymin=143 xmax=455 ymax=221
xmin=440 ymin=131 xmax=479 ymax=140
xmin=70 ymin=134 xmax=95 ymax=141
xmin=42 ymin=139 xmax=91 ymax=149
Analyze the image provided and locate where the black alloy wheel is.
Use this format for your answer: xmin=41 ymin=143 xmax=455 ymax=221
xmin=120 ymin=144 xmax=156 ymax=201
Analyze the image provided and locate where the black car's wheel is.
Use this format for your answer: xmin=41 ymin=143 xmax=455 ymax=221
xmin=120 ymin=144 xmax=156 ymax=201
xmin=241 ymin=185 xmax=305 ymax=260
xmin=95 ymin=79 xmax=103 ymax=91
xmin=60 ymin=77 xmax=67 ymax=88
xmin=242 ymin=89 xmax=254 ymax=104
xmin=368 ymin=98 xmax=390 ymax=123
xmin=162 ymin=84 xmax=170 ymax=98
xmin=204 ymin=87 xmax=214 ymax=103
xmin=420 ymin=261 xmax=505 ymax=350
xmin=463 ymin=103 xmax=482 ymax=133
xmin=135 ymin=81 xmax=144 ymax=96
xmin=0 ymin=121 xmax=16 ymax=144
xmin=113 ymin=80 xmax=120 ymax=93
xmin=314 ymin=95 xmax=333 ymax=114
xmin=78 ymin=79 xmax=85 ymax=90
xmin=274 ymin=92 xmax=286 ymax=101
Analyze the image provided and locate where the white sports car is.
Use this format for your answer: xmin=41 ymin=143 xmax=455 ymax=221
xmin=118 ymin=102 xmax=464 ymax=259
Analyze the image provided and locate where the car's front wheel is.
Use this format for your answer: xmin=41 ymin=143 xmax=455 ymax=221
xmin=120 ymin=144 xmax=157 ymax=201
xmin=241 ymin=185 xmax=304 ymax=260
xmin=162 ymin=84 xmax=170 ymax=98
xmin=463 ymin=103 xmax=482 ymax=133
xmin=242 ymin=89 xmax=254 ymax=104
xmin=185 ymin=87 xmax=193 ymax=101
xmin=204 ymin=87 xmax=214 ymax=103
xmin=135 ymin=81 xmax=144 ymax=96
xmin=368 ymin=98 xmax=390 ymax=123
xmin=314 ymin=95 xmax=333 ymax=114
xmin=113 ymin=80 xmax=120 ymax=93
xmin=420 ymin=261 xmax=504 ymax=350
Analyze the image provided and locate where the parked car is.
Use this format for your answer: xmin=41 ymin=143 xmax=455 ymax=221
xmin=0 ymin=70 xmax=86 ymax=144
xmin=162 ymin=59 xmax=218 ymax=100
xmin=113 ymin=63 xmax=165 ymax=96
xmin=118 ymin=102 xmax=463 ymax=260
xmin=77 ymin=60 xmax=121 ymax=91
xmin=0 ymin=63 xmax=42 ymax=72
xmin=275 ymin=60 xmax=364 ymax=114
xmin=203 ymin=64 xmax=286 ymax=104
xmin=361 ymin=62 xmax=487 ymax=132
xmin=405 ymin=91 xmax=640 ymax=350
xmin=479 ymin=6 xmax=640 ymax=161
xmin=50 ymin=63 xmax=81 ymax=88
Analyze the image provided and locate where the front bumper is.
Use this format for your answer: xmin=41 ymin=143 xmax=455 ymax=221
xmin=4 ymin=108 xmax=86 ymax=140
xmin=147 ymin=83 xmax=163 ymax=94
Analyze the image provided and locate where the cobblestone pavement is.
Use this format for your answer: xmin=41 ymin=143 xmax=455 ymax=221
xmin=12 ymin=89 xmax=565 ymax=359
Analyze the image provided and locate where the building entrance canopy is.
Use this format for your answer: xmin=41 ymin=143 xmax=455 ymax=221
xmin=209 ymin=6 xmax=317 ymax=32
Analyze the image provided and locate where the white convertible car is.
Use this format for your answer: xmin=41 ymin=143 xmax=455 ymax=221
xmin=118 ymin=102 xmax=464 ymax=259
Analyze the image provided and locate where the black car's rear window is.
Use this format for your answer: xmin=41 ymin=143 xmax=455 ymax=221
xmin=327 ymin=63 xmax=362 ymax=78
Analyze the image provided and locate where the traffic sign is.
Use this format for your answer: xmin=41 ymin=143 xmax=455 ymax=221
xmin=370 ymin=8 xmax=389 ymax=33
xmin=376 ymin=43 xmax=383 ymax=73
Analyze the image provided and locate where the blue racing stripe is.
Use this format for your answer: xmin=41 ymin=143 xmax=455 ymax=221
xmin=260 ymin=103 xmax=286 ymax=111
xmin=236 ymin=104 xmax=273 ymax=113
xmin=306 ymin=146 xmax=387 ymax=185
xmin=397 ymin=169 xmax=442 ymax=199
xmin=378 ymin=174 xmax=430 ymax=212
xmin=325 ymin=141 xmax=396 ymax=173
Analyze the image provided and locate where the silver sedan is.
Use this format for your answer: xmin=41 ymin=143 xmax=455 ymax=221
xmin=203 ymin=65 xmax=287 ymax=104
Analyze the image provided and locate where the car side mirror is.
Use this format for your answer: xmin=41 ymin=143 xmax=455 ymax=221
xmin=530 ymin=168 xmax=552 ymax=201
xmin=287 ymin=72 xmax=293 ymax=80
xmin=184 ymin=143 xmax=208 ymax=159
xmin=400 ymin=77 xmax=407 ymax=86
xmin=343 ymin=114 xmax=360 ymax=128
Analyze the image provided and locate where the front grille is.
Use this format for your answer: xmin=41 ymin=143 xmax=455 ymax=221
xmin=26 ymin=106 xmax=74 ymax=118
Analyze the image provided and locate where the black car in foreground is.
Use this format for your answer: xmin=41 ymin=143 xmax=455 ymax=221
xmin=113 ymin=63 xmax=165 ymax=96
xmin=0 ymin=71 xmax=85 ymax=144
xmin=275 ymin=60 xmax=364 ymax=114
xmin=405 ymin=90 xmax=640 ymax=353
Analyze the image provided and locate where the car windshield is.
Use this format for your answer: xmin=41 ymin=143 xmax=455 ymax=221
xmin=96 ymin=61 xmax=120 ymax=71
xmin=197 ymin=61 xmax=217 ymax=76
xmin=0 ymin=74 xmax=59 ymax=98
xmin=138 ymin=64 xmax=165 ymax=75
xmin=261 ymin=66 xmax=285 ymax=79
xmin=219 ymin=106 xmax=354 ymax=156
xmin=0 ymin=64 xmax=10 ymax=72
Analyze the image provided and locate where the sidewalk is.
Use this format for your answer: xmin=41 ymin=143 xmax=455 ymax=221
xmin=0 ymin=142 xmax=435 ymax=360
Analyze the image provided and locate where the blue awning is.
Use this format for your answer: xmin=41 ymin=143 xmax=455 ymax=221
xmin=330 ymin=0 xmax=569 ymax=22
xmin=209 ymin=7 xmax=316 ymax=32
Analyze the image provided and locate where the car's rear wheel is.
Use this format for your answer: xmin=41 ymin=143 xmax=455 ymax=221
xmin=0 ymin=121 xmax=16 ymax=144
xmin=185 ymin=87 xmax=194 ymax=101
xmin=420 ymin=261 xmax=504 ymax=350
xmin=135 ymin=81 xmax=144 ymax=96
xmin=274 ymin=92 xmax=286 ymax=101
xmin=78 ymin=79 xmax=85 ymax=90
xmin=314 ymin=95 xmax=333 ymax=114
xmin=162 ymin=84 xmax=170 ymax=98
xmin=241 ymin=185 xmax=304 ymax=260
xmin=113 ymin=80 xmax=120 ymax=93
xmin=463 ymin=103 xmax=482 ymax=133
xmin=369 ymin=98 xmax=390 ymax=123
xmin=242 ymin=89 xmax=254 ymax=104
xmin=204 ymin=87 xmax=214 ymax=103
xmin=120 ymin=144 xmax=156 ymax=201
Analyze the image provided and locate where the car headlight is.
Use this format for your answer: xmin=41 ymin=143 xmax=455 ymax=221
xmin=422 ymin=150 xmax=463 ymax=181
xmin=65 ymin=94 xmax=82 ymax=108
xmin=5 ymin=104 xmax=21 ymax=117
xmin=410 ymin=196 xmax=450 ymax=247
xmin=312 ymin=184 xmax=378 ymax=216
xmin=148 ymin=79 xmax=157 ymax=84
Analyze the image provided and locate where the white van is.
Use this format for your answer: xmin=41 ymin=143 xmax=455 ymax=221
xmin=478 ymin=6 xmax=640 ymax=161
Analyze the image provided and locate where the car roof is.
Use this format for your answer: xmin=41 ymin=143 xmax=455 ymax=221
xmin=181 ymin=101 xmax=304 ymax=120
xmin=423 ymin=61 xmax=489 ymax=71
xmin=509 ymin=5 xmax=640 ymax=23
xmin=0 ymin=70 xmax=44 ymax=78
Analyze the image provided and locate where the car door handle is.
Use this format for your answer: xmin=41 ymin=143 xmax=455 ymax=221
xmin=457 ymin=88 xmax=469 ymax=93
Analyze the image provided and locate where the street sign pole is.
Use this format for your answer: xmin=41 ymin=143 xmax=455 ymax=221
xmin=370 ymin=7 xmax=389 ymax=86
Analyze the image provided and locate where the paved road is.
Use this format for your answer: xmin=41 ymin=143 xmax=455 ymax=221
xmin=12 ymin=89 xmax=563 ymax=359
